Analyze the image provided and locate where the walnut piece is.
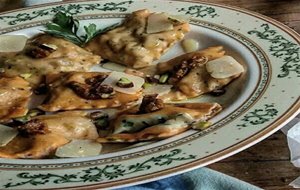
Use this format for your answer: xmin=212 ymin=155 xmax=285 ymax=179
xmin=145 ymin=75 xmax=159 ymax=84
xmin=168 ymin=55 xmax=208 ymax=84
xmin=26 ymin=44 xmax=56 ymax=59
xmin=139 ymin=94 xmax=164 ymax=113
xmin=68 ymin=76 xmax=115 ymax=100
xmin=85 ymin=75 xmax=107 ymax=85
xmin=17 ymin=119 xmax=48 ymax=135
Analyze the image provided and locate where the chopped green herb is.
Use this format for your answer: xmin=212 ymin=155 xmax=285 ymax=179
xmin=192 ymin=121 xmax=212 ymax=130
xmin=122 ymin=120 xmax=134 ymax=128
xmin=142 ymin=82 xmax=152 ymax=89
xmin=94 ymin=118 xmax=109 ymax=129
xmin=19 ymin=73 xmax=32 ymax=79
xmin=158 ymin=117 xmax=167 ymax=123
xmin=159 ymin=73 xmax=169 ymax=84
xmin=116 ymin=77 xmax=134 ymax=88
xmin=27 ymin=109 xmax=44 ymax=117
xmin=44 ymin=12 xmax=119 ymax=46
xmin=90 ymin=111 xmax=109 ymax=129
xmin=13 ymin=115 xmax=30 ymax=124
xmin=14 ymin=109 xmax=44 ymax=124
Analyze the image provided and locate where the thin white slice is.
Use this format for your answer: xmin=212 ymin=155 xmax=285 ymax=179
xmin=206 ymin=55 xmax=245 ymax=79
xmin=102 ymin=62 xmax=126 ymax=72
xmin=182 ymin=39 xmax=199 ymax=53
xmin=143 ymin=84 xmax=173 ymax=96
xmin=42 ymin=43 xmax=57 ymax=50
xmin=0 ymin=124 xmax=18 ymax=147
xmin=147 ymin=13 xmax=174 ymax=34
xmin=0 ymin=35 xmax=28 ymax=52
xmin=101 ymin=71 xmax=145 ymax=94
xmin=164 ymin=113 xmax=194 ymax=127
xmin=55 ymin=139 xmax=102 ymax=158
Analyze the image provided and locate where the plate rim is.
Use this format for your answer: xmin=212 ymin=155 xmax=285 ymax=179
xmin=0 ymin=0 xmax=299 ymax=189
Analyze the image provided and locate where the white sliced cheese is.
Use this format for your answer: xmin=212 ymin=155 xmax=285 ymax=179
xmin=0 ymin=35 xmax=28 ymax=52
xmin=102 ymin=62 xmax=126 ymax=72
xmin=0 ymin=124 xmax=18 ymax=147
xmin=55 ymin=139 xmax=102 ymax=158
xmin=182 ymin=39 xmax=199 ymax=53
xmin=143 ymin=84 xmax=173 ymax=97
xmin=206 ymin=56 xmax=245 ymax=79
xmin=101 ymin=71 xmax=145 ymax=94
xmin=147 ymin=13 xmax=174 ymax=34
xmin=42 ymin=43 xmax=57 ymax=50
xmin=159 ymin=113 xmax=194 ymax=129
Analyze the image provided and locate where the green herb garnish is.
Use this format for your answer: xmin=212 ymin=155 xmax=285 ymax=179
xmin=19 ymin=73 xmax=32 ymax=79
xmin=121 ymin=120 xmax=134 ymax=128
xmin=90 ymin=111 xmax=109 ymax=129
xmin=116 ymin=77 xmax=134 ymax=88
xmin=44 ymin=12 xmax=119 ymax=46
xmin=142 ymin=82 xmax=152 ymax=89
xmin=192 ymin=121 xmax=212 ymax=130
xmin=14 ymin=109 xmax=44 ymax=124
xmin=159 ymin=73 xmax=169 ymax=84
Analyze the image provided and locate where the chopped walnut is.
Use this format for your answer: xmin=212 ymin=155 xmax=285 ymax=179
xmin=168 ymin=55 xmax=208 ymax=84
xmin=26 ymin=44 xmax=56 ymax=59
xmin=34 ymin=83 xmax=49 ymax=95
xmin=139 ymin=94 xmax=164 ymax=114
xmin=145 ymin=75 xmax=159 ymax=84
xmin=68 ymin=80 xmax=115 ymax=100
xmin=17 ymin=119 xmax=49 ymax=135
xmin=116 ymin=81 xmax=134 ymax=88
xmin=85 ymin=75 xmax=107 ymax=85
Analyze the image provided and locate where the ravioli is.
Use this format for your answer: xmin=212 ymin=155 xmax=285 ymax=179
xmin=86 ymin=9 xmax=190 ymax=68
xmin=2 ymin=34 xmax=101 ymax=85
xmin=0 ymin=9 xmax=247 ymax=159
xmin=39 ymin=72 xmax=142 ymax=111
xmin=97 ymin=102 xmax=222 ymax=143
xmin=0 ymin=111 xmax=98 ymax=159
xmin=0 ymin=76 xmax=32 ymax=123
xmin=156 ymin=46 xmax=244 ymax=100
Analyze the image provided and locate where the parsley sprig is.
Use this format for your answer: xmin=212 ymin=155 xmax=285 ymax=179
xmin=44 ymin=12 xmax=119 ymax=46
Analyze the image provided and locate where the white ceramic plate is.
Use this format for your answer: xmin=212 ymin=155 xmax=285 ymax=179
xmin=0 ymin=0 xmax=299 ymax=189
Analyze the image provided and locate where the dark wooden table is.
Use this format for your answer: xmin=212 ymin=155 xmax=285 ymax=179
xmin=1 ymin=0 xmax=299 ymax=189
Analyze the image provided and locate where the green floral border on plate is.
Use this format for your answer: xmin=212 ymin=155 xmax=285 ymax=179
xmin=4 ymin=149 xmax=195 ymax=188
xmin=0 ymin=17 xmax=270 ymax=169
xmin=0 ymin=0 xmax=299 ymax=189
